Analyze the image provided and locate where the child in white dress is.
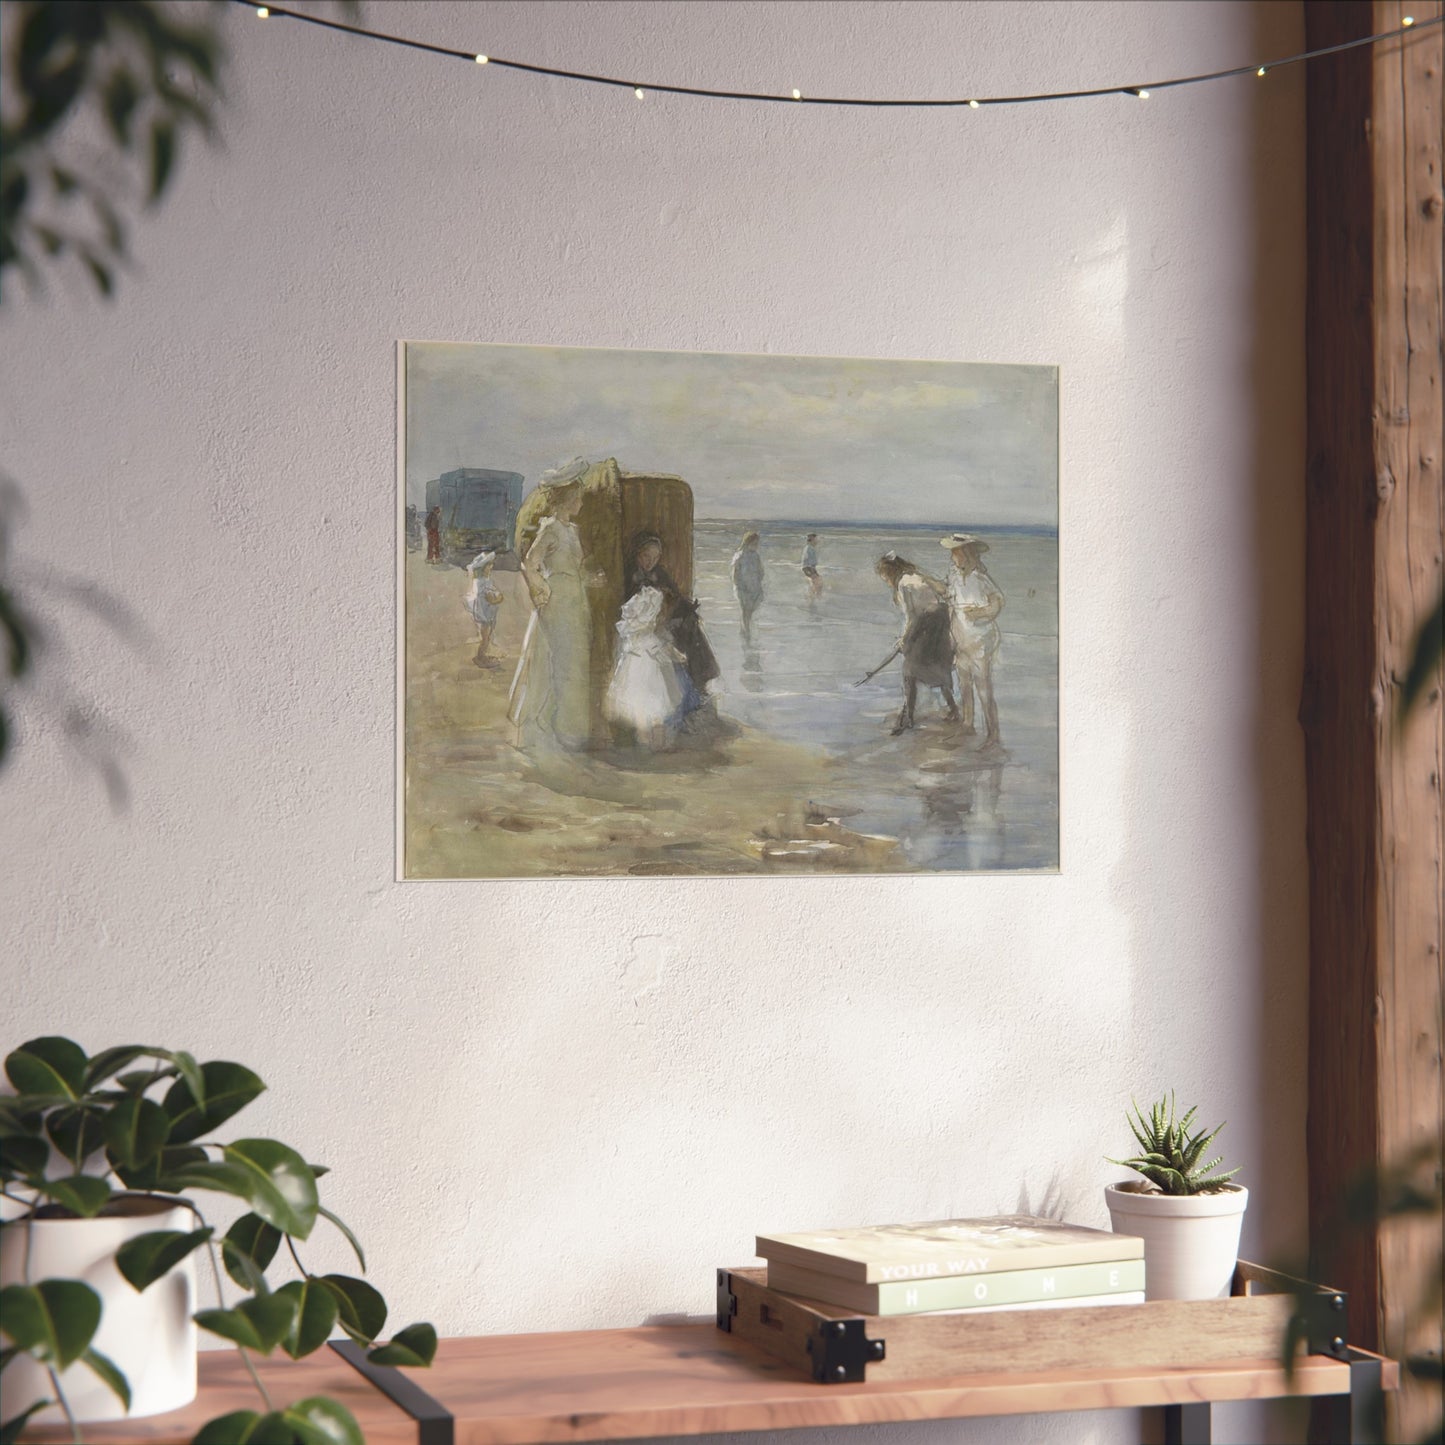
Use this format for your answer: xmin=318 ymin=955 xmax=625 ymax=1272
xmin=604 ymin=587 xmax=684 ymax=748
xmin=463 ymin=551 xmax=504 ymax=667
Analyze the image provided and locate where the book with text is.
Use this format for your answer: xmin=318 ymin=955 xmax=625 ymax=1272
xmin=766 ymin=1257 xmax=1146 ymax=1315
xmin=757 ymin=1215 xmax=1143 ymax=1284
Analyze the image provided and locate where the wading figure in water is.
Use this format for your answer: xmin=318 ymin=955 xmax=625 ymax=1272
xmin=874 ymin=552 xmax=960 ymax=736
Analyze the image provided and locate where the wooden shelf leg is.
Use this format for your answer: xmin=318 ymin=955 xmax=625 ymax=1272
xmin=1162 ymin=1402 xmax=1211 ymax=1445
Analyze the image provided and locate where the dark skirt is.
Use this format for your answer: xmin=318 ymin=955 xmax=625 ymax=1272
xmin=902 ymin=606 xmax=955 ymax=687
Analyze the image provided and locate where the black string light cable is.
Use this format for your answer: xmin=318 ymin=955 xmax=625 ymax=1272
xmin=234 ymin=1 xmax=1439 ymax=108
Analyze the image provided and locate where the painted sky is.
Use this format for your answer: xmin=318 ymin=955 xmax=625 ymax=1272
xmin=404 ymin=343 xmax=1057 ymax=528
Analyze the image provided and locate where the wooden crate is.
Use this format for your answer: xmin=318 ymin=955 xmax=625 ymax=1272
xmin=717 ymin=1261 xmax=1353 ymax=1384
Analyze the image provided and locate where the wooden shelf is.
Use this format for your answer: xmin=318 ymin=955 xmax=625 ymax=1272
xmin=20 ymin=1322 xmax=1399 ymax=1445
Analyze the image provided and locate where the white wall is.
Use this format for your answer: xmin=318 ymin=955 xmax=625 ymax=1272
xmin=1 ymin=2 xmax=1307 ymax=1441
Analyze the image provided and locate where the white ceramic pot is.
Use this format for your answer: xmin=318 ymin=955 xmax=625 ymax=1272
xmin=0 ymin=1194 xmax=198 ymax=1422
xmin=1104 ymin=1181 xmax=1249 ymax=1301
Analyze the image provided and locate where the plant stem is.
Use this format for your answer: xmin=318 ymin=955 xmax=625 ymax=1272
xmin=45 ymin=1364 xmax=81 ymax=1445
xmin=201 ymin=1222 xmax=272 ymax=1412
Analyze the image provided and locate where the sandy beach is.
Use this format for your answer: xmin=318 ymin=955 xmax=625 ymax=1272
xmin=403 ymin=518 xmax=1058 ymax=878
xmin=403 ymin=549 xmax=861 ymax=877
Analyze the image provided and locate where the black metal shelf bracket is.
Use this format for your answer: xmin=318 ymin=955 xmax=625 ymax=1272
xmin=805 ymin=1317 xmax=886 ymax=1383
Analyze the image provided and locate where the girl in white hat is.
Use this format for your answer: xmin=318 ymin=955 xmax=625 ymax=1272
xmin=463 ymin=551 xmax=504 ymax=667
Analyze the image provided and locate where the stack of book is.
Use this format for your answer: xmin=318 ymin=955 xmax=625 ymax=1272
xmin=756 ymin=1215 xmax=1145 ymax=1316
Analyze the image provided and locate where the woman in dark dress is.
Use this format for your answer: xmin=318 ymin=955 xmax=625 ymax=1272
xmin=625 ymin=534 xmax=720 ymax=714
xmin=874 ymin=552 xmax=959 ymax=735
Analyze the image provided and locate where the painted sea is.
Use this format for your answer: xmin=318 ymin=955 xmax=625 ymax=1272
xmin=691 ymin=520 xmax=1058 ymax=872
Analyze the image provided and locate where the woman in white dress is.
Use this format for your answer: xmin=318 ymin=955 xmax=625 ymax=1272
xmin=603 ymin=586 xmax=684 ymax=749
xmin=941 ymin=533 xmax=1004 ymax=748
xmin=507 ymin=463 xmax=593 ymax=751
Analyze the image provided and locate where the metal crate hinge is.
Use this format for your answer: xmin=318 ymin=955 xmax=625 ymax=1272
xmin=715 ymin=1269 xmax=738 ymax=1331
xmin=805 ymin=1317 xmax=886 ymax=1383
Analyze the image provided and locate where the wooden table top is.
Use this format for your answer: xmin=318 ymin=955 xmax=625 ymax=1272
xmin=21 ymin=1322 xmax=1399 ymax=1445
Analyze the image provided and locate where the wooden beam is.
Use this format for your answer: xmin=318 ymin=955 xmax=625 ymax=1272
xmin=1303 ymin=2 xmax=1444 ymax=1439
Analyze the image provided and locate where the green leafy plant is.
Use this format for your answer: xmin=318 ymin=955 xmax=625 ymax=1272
xmin=1107 ymin=1092 xmax=1242 ymax=1196
xmin=0 ymin=1036 xmax=436 ymax=1444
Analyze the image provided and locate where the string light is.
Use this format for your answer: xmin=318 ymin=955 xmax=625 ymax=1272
xmin=235 ymin=2 xmax=1440 ymax=111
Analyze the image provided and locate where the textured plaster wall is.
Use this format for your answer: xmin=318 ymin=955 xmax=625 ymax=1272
xmin=1 ymin=2 xmax=1307 ymax=1441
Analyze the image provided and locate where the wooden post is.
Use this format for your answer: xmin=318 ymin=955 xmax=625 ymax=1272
xmin=1303 ymin=2 xmax=1444 ymax=1439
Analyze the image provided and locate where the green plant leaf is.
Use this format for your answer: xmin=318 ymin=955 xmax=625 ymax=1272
xmin=163 ymin=1158 xmax=256 ymax=1202
xmin=103 ymin=1094 xmax=171 ymax=1168
xmin=366 ymin=1323 xmax=437 ymax=1368
xmin=116 ymin=1226 xmax=213 ymax=1291
xmin=318 ymin=1274 xmax=386 ymax=1346
xmin=192 ymin=1410 xmax=297 ymax=1444
xmin=1 ymin=1400 xmax=53 ymax=1445
xmin=220 ymin=1139 xmax=318 ymax=1240
xmin=0 ymin=1134 xmax=48 ymax=1180
xmin=276 ymin=1278 xmax=339 ymax=1359
xmin=1399 ymin=588 xmax=1444 ymax=722
xmin=0 ymin=1280 xmax=101 ymax=1367
xmin=223 ymin=1213 xmax=281 ymax=1289
xmin=34 ymin=1173 xmax=112 ymax=1216
xmin=162 ymin=1061 xmax=264 ymax=1144
xmin=282 ymin=1397 xmax=364 ymax=1445
xmin=195 ymin=1292 xmax=298 ymax=1355
xmin=47 ymin=1104 xmax=113 ymax=1167
xmin=5 ymin=1036 xmax=87 ymax=1099
xmin=86 ymin=1045 xmax=164 ymax=1090
xmin=114 ymin=1142 xmax=207 ymax=1192
xmin=81 ymin=1346 xmax=131 ymax=1409
xmin=318 ymin=1206 xmax=365 ymax=1273
xmin=148 ymin=118 xmax=176 ymax=202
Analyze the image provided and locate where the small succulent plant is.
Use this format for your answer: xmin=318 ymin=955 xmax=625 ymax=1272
xmin=1108 ymin=1092 xmax=1241 ymax=1196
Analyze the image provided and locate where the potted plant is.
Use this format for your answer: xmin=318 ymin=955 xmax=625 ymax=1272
xmin=0 ymin=1036 xmax=436 ymax=1443
xmin=1104 ymin=1092 xmax=1248 ymax=1301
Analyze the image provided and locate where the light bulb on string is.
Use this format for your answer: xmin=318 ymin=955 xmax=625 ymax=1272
xmin=1135 ymin=88 xmax=1149 ymax=99
xmin=968 ymin=99 xmax=979 ymax=109
xmin=255 ymin=5 xmax=268 ymax=14
xmin=1403 ymin=15 xmax=1415 ymax=24
xmin=792 ymin=88 xmax=802 ymax=100
xmin=634 ymin=87 xmax=644 ymax=100
xmin=1257 ymin=66 xmax=1267 ymax=77
xmin=475 ymin=53 xmax=488 ymax=64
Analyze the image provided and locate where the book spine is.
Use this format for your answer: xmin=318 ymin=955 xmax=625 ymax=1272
xmin=871 ymin=1258 xmax=1145 ymax=1314
xmin=757 ymin=1237 xmax=1145 ymax=1283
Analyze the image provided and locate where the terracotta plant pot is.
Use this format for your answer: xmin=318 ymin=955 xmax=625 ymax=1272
xmin=0 ymin=1194 xmax=198 ymax=1423
xmin=1104 ymin=1180 xmax=1249 ymax=1301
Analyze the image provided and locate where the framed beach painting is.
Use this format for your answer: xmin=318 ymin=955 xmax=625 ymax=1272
xmin=398 ymin=342 xmax=1058 ymax=878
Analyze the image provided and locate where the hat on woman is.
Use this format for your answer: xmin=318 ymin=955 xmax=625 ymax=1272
xmin=540 ymin=457 xmax=590 ymax=487
xmin=941 ymin=532 xmax=989 ymax=554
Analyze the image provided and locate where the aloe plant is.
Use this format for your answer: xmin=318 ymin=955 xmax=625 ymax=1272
xmin=0 ymin=1036 xmax=436 ymax=1444
xmin=1108 ymin=1092 xmax=1241 ymax=1196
